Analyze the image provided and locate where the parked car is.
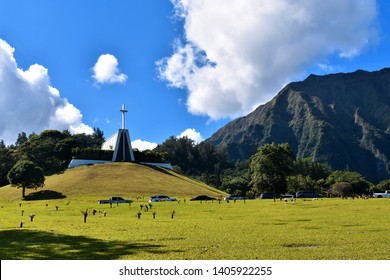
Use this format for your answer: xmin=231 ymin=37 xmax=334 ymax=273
xmin=260 ymin=192 xmax=281 ymax=199
xmin=98 ymin=196 xmax=133 ymax=204
xmin=223 ymin=194 xmax=247 ymax=201
xmin=372 ymin=190 xmax=390 ymax=198
xmin=296 ymin=190 xmax=322 ymax=198
xmin=149 ymin=195 xmax=177 ymax=202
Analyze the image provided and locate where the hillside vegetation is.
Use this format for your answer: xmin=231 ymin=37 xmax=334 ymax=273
xmin=207 ymin=68 xmax=390 ymax=183
xmin=0 ymin=162 xmax=227 ymax=201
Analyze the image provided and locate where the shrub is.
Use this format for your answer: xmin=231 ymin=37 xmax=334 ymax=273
xmin=328 ymin=182 xmax=353 ymax=197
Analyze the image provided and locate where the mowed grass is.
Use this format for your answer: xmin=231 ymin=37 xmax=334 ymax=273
xmin=0 ymin=163 xmax=389 ymax=259
xmin=0 ymin=162 xmax=227 ymax=200
xmin=1 ymin=197 xmax=390 ymax=260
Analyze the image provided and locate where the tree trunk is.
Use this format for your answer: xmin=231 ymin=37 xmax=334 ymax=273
xmin=22 ymin=187 xmax=26 ymax=198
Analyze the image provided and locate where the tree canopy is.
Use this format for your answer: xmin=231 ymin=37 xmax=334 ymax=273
xmin=154 ymin=136 xmax=230 ymax=186
xmin=326 ymin=170 xmax=371 ymax=196
xmin=0 ymin=128 xmax=385 ymax=198
xmin=249 ymin=142 xmax=295 ymax=195
xmin=0 ymin=148 xmax=18 ymax=186
xmin=0 ymin=129 xmax=105 ymax=186
xmin=7 ymin=160 xmax=45 ymax=198
xmin=375 ymin=179 xmax=390 ymax=192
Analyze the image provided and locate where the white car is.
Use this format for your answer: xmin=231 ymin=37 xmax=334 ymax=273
xmin=149 ymin=195 xmax=177 ymax=202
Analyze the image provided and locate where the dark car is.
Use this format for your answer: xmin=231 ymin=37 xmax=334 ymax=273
xmin=296 ymin=190 xmax=322 ymax=198
xmin=260 ymin=192 xmax=281 ymax=199
xmin=149 ymin=195 xmax=177 ymax=202
xmin=224 ymin=194 xmax=247 ymax=201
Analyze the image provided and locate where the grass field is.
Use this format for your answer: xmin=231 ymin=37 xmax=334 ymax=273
xmin=0 ymin=163 xmax=389 ymax=260
xmin=1 ymin=196 xmax=389 ymax=260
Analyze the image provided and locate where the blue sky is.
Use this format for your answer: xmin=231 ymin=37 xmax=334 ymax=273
xmin=1 ymin=0 xmax=390 ymax=149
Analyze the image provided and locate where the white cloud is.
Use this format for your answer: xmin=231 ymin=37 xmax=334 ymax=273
xmin=92 ymin=54 xmax=127 ymax=84
xmin=131 ymin=129 xmax=204 ymax=152
xmin=131 ymin=139 xmax=158 ymax=151
xmin=0 ymin=39 xmax=93 ymax=144
xmin=178 ymin=128 xmax=204 ymax=144
xmin=158 ymin=0 xmax=378 ymax=120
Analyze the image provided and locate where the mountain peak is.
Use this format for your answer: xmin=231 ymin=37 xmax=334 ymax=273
xmin=207 ymin=67 xmax=390 ymax=183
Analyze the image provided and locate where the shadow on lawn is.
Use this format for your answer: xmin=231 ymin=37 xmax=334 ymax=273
xmin=145 ymin=164 xmax=177 ymax=177
xmin=23 ymin=190 xmax=67 ymax=201
xmin=0 ymin=229 xmax=176 ymax=260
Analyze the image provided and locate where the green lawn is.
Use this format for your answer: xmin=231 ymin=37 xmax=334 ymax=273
xmin=1 ymin=197 xmax=389 ymax=260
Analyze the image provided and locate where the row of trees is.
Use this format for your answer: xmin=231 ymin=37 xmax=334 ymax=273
xmin=249 ymin=142 xmax=375 ymax=197
xmin=2 ymin=129 xmax=179 ymax=197
xmin=0 ymin=129 xmax=105 ymax=196
xmin=155 ymin=139 xmax=385 ymax=197
xmin=154 ymin=136 xmax=231 ymax=186
xmin=3 ymin=128 xmax=389 ymax=198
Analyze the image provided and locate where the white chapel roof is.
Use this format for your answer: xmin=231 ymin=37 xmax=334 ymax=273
xmin=101 ymin=132 xmax=118 ymax=151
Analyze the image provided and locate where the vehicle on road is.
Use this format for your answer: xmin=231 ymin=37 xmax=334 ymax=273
xmin=98 ymin=196 xmax=133 ymax=204
xmin=149 ymin=195 xmax=177 ymax=202
xmin=260 ymin=192 xmax=281 ymax=199
xmin=296 ymin=190 xmax=322 ymax=198
xmin=223 ymin=194 xmax=248 ymax=201
xmin=373 ymin=190 xmax=390 ymax=198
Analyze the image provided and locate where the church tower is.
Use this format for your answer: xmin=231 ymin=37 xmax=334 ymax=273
xmin=101 ymin=104 xmax=135 ymax=162
xmin=112 ymin=104 xmax=135 ymax=162
xmin=69 ymin=103 xmax=173 ymax=170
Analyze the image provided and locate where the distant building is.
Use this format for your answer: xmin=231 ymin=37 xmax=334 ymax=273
xmin=101 ymin=104 xmax=135 ymax=162
xmin=68 ymin=104 xmax=172 ymax=169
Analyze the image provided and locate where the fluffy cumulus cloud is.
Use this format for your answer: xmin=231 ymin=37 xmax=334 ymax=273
xmin=92 ymin=54 xmax=127 ymax=84
xmin=131 ymin=139 xmax=158 ymax=151
xmin=0 ymin=39 xmax=93 ymax=144
xmin=157 ymin=0 xmax=378 ymax=119
xmin=178 ymin=128 xmax=204 ymax=144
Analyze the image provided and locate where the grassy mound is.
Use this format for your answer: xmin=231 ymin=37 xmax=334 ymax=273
xmin=0 ymin=162 xmax=227 ymax=201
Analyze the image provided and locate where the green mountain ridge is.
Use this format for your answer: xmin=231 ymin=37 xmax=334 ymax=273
xmin=207 ymin=68 xmax=390 ymax=183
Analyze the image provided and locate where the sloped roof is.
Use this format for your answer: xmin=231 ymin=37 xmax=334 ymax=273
xmin=101 ymin=132 xmax=118 ymax=151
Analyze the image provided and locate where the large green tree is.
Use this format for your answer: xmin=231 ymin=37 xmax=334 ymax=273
xmin=0 ymin=148 xmax=18 ymax=186
xmin=249 ymin=142 xmax=295 ymax=195
xmin=19 ymin=130 xmax=67 ymax=174
xmin=154 ymin=136 xmax=198 ymax=173
xmin=326 ymin=170 xmax=371 ymax=195
xmin=154 ymin=136 xmax=230 ymax=187
xmin=375 ymin=179 xmax=390 ymax=192
xmin=18 ymin=129 xmax=82 ymax=174
xmin=15 ymin=132 xmax=28 ymax=148
xmin=293 ymin=158 xmax=331 ymax=181
xmin=7 ymin=160 xmax=45 ymax=198
xmin=287 ymin=174 xmax=317 ymax=194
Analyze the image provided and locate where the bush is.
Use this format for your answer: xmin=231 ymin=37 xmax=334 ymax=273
xmin=375 ymin=179 xmax=390 ymax=192
xmin=328 ymin=182 xmax=353 ymax=197
xmin=133 ymin=150 xmax=168 ymax=163
xmin=72 ymin=148 xmax=113 ymax=160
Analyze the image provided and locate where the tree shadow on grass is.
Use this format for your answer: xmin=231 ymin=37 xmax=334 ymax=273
xmin=146 ymin=165 xmax=201 ymax=184
xmin=144 ymin=164 xmax=177 ymax=177
xmin=23 ymin=190 xmax=67 ymax=201
xmin=0 ymin=229 xmax=178 ymax=260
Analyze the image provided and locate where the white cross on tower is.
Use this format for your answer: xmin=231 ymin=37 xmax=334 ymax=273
xmin=120 ymin=104 xmax=128 ymax=129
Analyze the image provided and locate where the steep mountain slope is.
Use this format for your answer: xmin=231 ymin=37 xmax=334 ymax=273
xmin=207 ymin=68 xmax=390 ymax=183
